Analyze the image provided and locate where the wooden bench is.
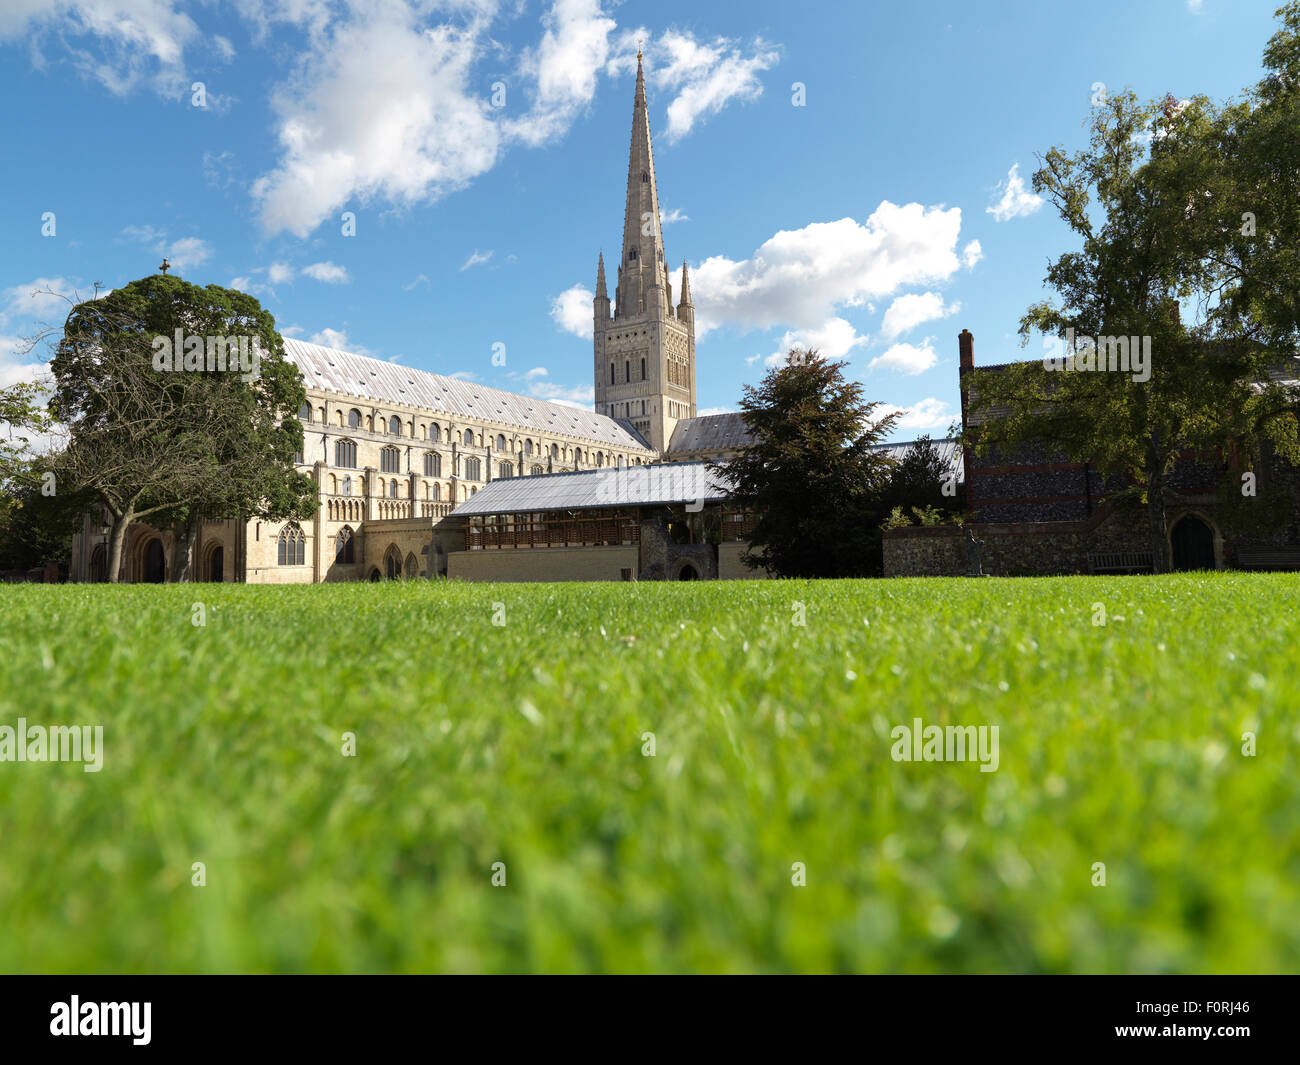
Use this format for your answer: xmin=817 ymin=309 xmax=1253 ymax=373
xmin=1087 ymin=551 xmax=1154 ymax=574
xmin=1236 ymin=546 xmax=1300 ymax=571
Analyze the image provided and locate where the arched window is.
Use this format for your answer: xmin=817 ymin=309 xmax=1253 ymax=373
xmin=388 ymin=480 xmax=398 ymax=499
xmin=277 ymin=525 xmax=305 ymax=566
xmin=525 ymin=439 xmax=533 ymax=457
xmin=641 ymin=358 xmax=646 ymax=380
xmin=531 ymin=464 xmax=544 ymax=476
xmin=430 ymin=422 xmax=440 ymax=443
xmin=348 ymin=408 xmax=361 ymax=428
xmin=389 ymin=416 xmax=402 ymax=436
xmin=423 ymin=452 xmax=441 ymax=477
xmin=628 ymin=248 xmax=637 ymax=260
xmin=551 ymin=443 xmax=558 ymax=459
xmin=609 ymin=363 xmax=615 ymax=384
xmin=335 ymin=526 xmax=355 ymax=564
xmin=625 ymin=360 xmax=630 ymax=383
xmin=299 ymin=403 xmax=311 ymax=421
xmin=432 ymin=483 xmax=441 ymax=501
xmin=463 ymin=457 xmax=482 ymax=481
xmin=329 ymin=474 xmax=337 ymax=493
xmin=342 ymin=475 xmax=352 ymax=496
xmin=641 ymin=172 xmax=648 ymax=183
xmin=335 ymin=439 xmax=357 ymax=468
xmin=381 ymin=446 xmax=401 ymax=473
xmin=495 ymin=433 xmax=506 ymax=451
xmin=464 ymin=428 xmax=475 ymax=447
xmin=597 ymin=452 xmax=604 ymax=467
xmin=499 ymin=461 xmax=513 ymax=479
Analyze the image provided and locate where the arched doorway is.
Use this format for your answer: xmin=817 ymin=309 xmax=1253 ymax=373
xmin=368 ymin=568 xmax=382 ymax=582
xmin=208 ymin=545 xmax=224 ymax=582
xmin=88 ymin=545 xmax=106 ymax=583
xmin=142 ymin=538 xmax=166 ymax=583
xmin=384 ymin=546 xmax=402 ymax=580
xmin=677 ymin=563 xmax=699 ymax=581
xmin=1171 ymin=515 xmax=1216 ymax=571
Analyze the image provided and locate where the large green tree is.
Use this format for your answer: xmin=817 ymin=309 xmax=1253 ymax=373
xmin=711 ymin=349 xmax=898 ymax=578
xmin=50 ymin=274 xmax=316 ymax=582
xmin=966 ymin=6 xmax=1300 ymax=571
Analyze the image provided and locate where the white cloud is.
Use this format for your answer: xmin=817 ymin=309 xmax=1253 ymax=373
xmin=527 ymin=379 xmax=595 ymax=408
xmin=459 ymin=249 xmax=493 ymax=271
xmin=302 ymin=261 xmax=350 ymax=283
xmin=120 ymin=226 xmax=211 ymax=273
xmin=267 ymin=261 xmax=295 ymax=285
xmin=870 ymin=339 xmax=938 ymax=376
xmin=962 ymin=239 xmax=983 ymax=269
xmin=308 ymin=327 xmax=374 ymax=357
xmin=0 ymin=277 xmax=83 ymax=324
xmin=697 ymin=406 xmax=734 ymax=417
xmin=403 ymin=273 xmax=430 ymax=291
xmin=880 ymin=292 xmax=958 ymax=339
xmin=0 ymin=0 xmax=200 ymax=95
xmin=686 ymin=202 xmax=967 ymax=338
xmin=505 ymin=0 xmax=617 ymax=147
xmin=764 ymin=317 xmax=866 ymax=367
xmin=660 ymin=207 xmax=689 ymax=225
xmin=651 ymin=30 xmax=779 ymax=143
xmin=524 ymin=366 xmax=549 ymax=380
xmin=550 ymin=284 xmax=593 ymax=339
xmin=879 ymin=397 xmax=954 ymax=432
xmin=986 ymin=163 xmax=1044 ymax=222
xmin=253 ymin=3 xmax=500 ymax=237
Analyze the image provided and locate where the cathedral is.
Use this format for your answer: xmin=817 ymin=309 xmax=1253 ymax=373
xmin=69 ymin=52 xmax=759 ymax=585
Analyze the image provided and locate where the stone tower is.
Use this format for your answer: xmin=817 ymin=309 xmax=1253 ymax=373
xmin=593 ymin=49 xmax=696 ymax=454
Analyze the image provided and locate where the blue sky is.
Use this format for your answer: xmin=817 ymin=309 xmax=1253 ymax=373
xmin=0 ymin=0 xmax=1287 ymax=440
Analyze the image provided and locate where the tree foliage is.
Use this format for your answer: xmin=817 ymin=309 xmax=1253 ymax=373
xmin=49 ymin=274 xmax=316 ymax=582
xmin=963 ymin=6 xmax=1300 ymax=570
xmin=711 ymin=350 xmax=898 ymax=577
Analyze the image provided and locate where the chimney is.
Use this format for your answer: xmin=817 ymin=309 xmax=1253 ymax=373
xmin=958 ymin=329 xmax=974 ymax=369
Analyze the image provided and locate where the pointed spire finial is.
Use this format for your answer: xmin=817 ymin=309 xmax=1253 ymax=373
xmin=679 ymin=259 xmax=692 ymax=305
xmin=596 ymin=252 xmax=608 ymax=300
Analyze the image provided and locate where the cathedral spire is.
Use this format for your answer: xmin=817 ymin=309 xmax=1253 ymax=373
xmin=595 ymin=252 xmax=607 ymax=299
xmin=617 ymin=47 xmax=664 ymax=317
xmin=679 ymin=260 xmax=692 ymax=305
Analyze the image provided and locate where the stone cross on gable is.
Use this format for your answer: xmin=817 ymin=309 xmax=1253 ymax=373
xmin=158 ymin=258 xmax=171 ymax=275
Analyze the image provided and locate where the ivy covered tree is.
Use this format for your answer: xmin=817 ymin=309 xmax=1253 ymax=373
xmin=711 ymin=349 xmax=898 ymax=578
xmin=49 ymin=274 xmax=317 ymax=582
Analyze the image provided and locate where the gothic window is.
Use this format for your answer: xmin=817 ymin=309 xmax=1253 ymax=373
xmin=277 ymin=524 xmax=305 ymax=566
xmin=299 ymin=403 xmax=311 ymax=421
xmin=641 ymin=358 xmax=646 ymax=380
xmin=525 ymin=439 xmax=533 ymax=456
xmin=380 ymin=446 xmax=401 ymax=473
xmin=499 ymin=461 xmax=513 ymax=479
xmin=335 ymin=439 xmax=357 ymax=468
xmin=531 ymin=465 xmax=544 ymax=476
xmin=464 ymin=428 xmax=475 ymax=447
xmin=335 ymin=526 xmax=355 ymax=564
xmin=389 ymin=416 xmax=402 ymax=436
xmin=625 ymin=360 xmax=630 ymax=383
xmin=423 ymin=452 xmax=441 ymax=477
xmin=464 ymin=457 xmax=482 ymax=481
xmin=389 ymin=480 xmax=398 ymax=499
xmin=432 ymin=483 xmax=441 ymax=501
xmin=342 ymin=475 xmax=352 ymax=495
xmin=628 ymin=248 xmax=637 ymax=261
xmin=609 ymin=362 xmax=615 ymax=385
xmin=495 ymin=434 xmax=506 ymax=451
xmin=641 ymin=172 xmax=648 ymax=183
xmin=551 ymin=443 xmax=559 ymax=459
xmin=348 ymin=408 xmax=361 ymax=428
xmin=597 ymin=452 xmax=604 ymax=468
xmin=430 ymin=422 xmax=440 ymax=443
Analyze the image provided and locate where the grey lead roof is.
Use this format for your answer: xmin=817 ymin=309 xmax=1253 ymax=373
xmin=666 ymin=411 xmax=755 ymax=455
xmin=449 ymin=462 xmax=734 ymax=517
xmin=283 ymin=338 xmax=654 ymax=452
xmin=871 ymin=438 xmax=964 ymax=483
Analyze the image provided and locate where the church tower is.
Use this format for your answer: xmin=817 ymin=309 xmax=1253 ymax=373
xmin=593 ymin=49 xmax=696 ymax=455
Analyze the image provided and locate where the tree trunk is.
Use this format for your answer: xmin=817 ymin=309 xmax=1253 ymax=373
xmin=1147 ymin=482 xmax=1170 ymax=574
xmin=171 ymin=518 xmax=197 ymax=583
xmin=105 ymin=507 xmax=132 ymax=584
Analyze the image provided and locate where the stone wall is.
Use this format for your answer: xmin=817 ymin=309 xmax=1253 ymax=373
xmin=447 ymin=544 xmax=639 ymax=582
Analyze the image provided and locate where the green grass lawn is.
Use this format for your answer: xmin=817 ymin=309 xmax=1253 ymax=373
xmin=0 ymin=573 xmax=1297 ymax=973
